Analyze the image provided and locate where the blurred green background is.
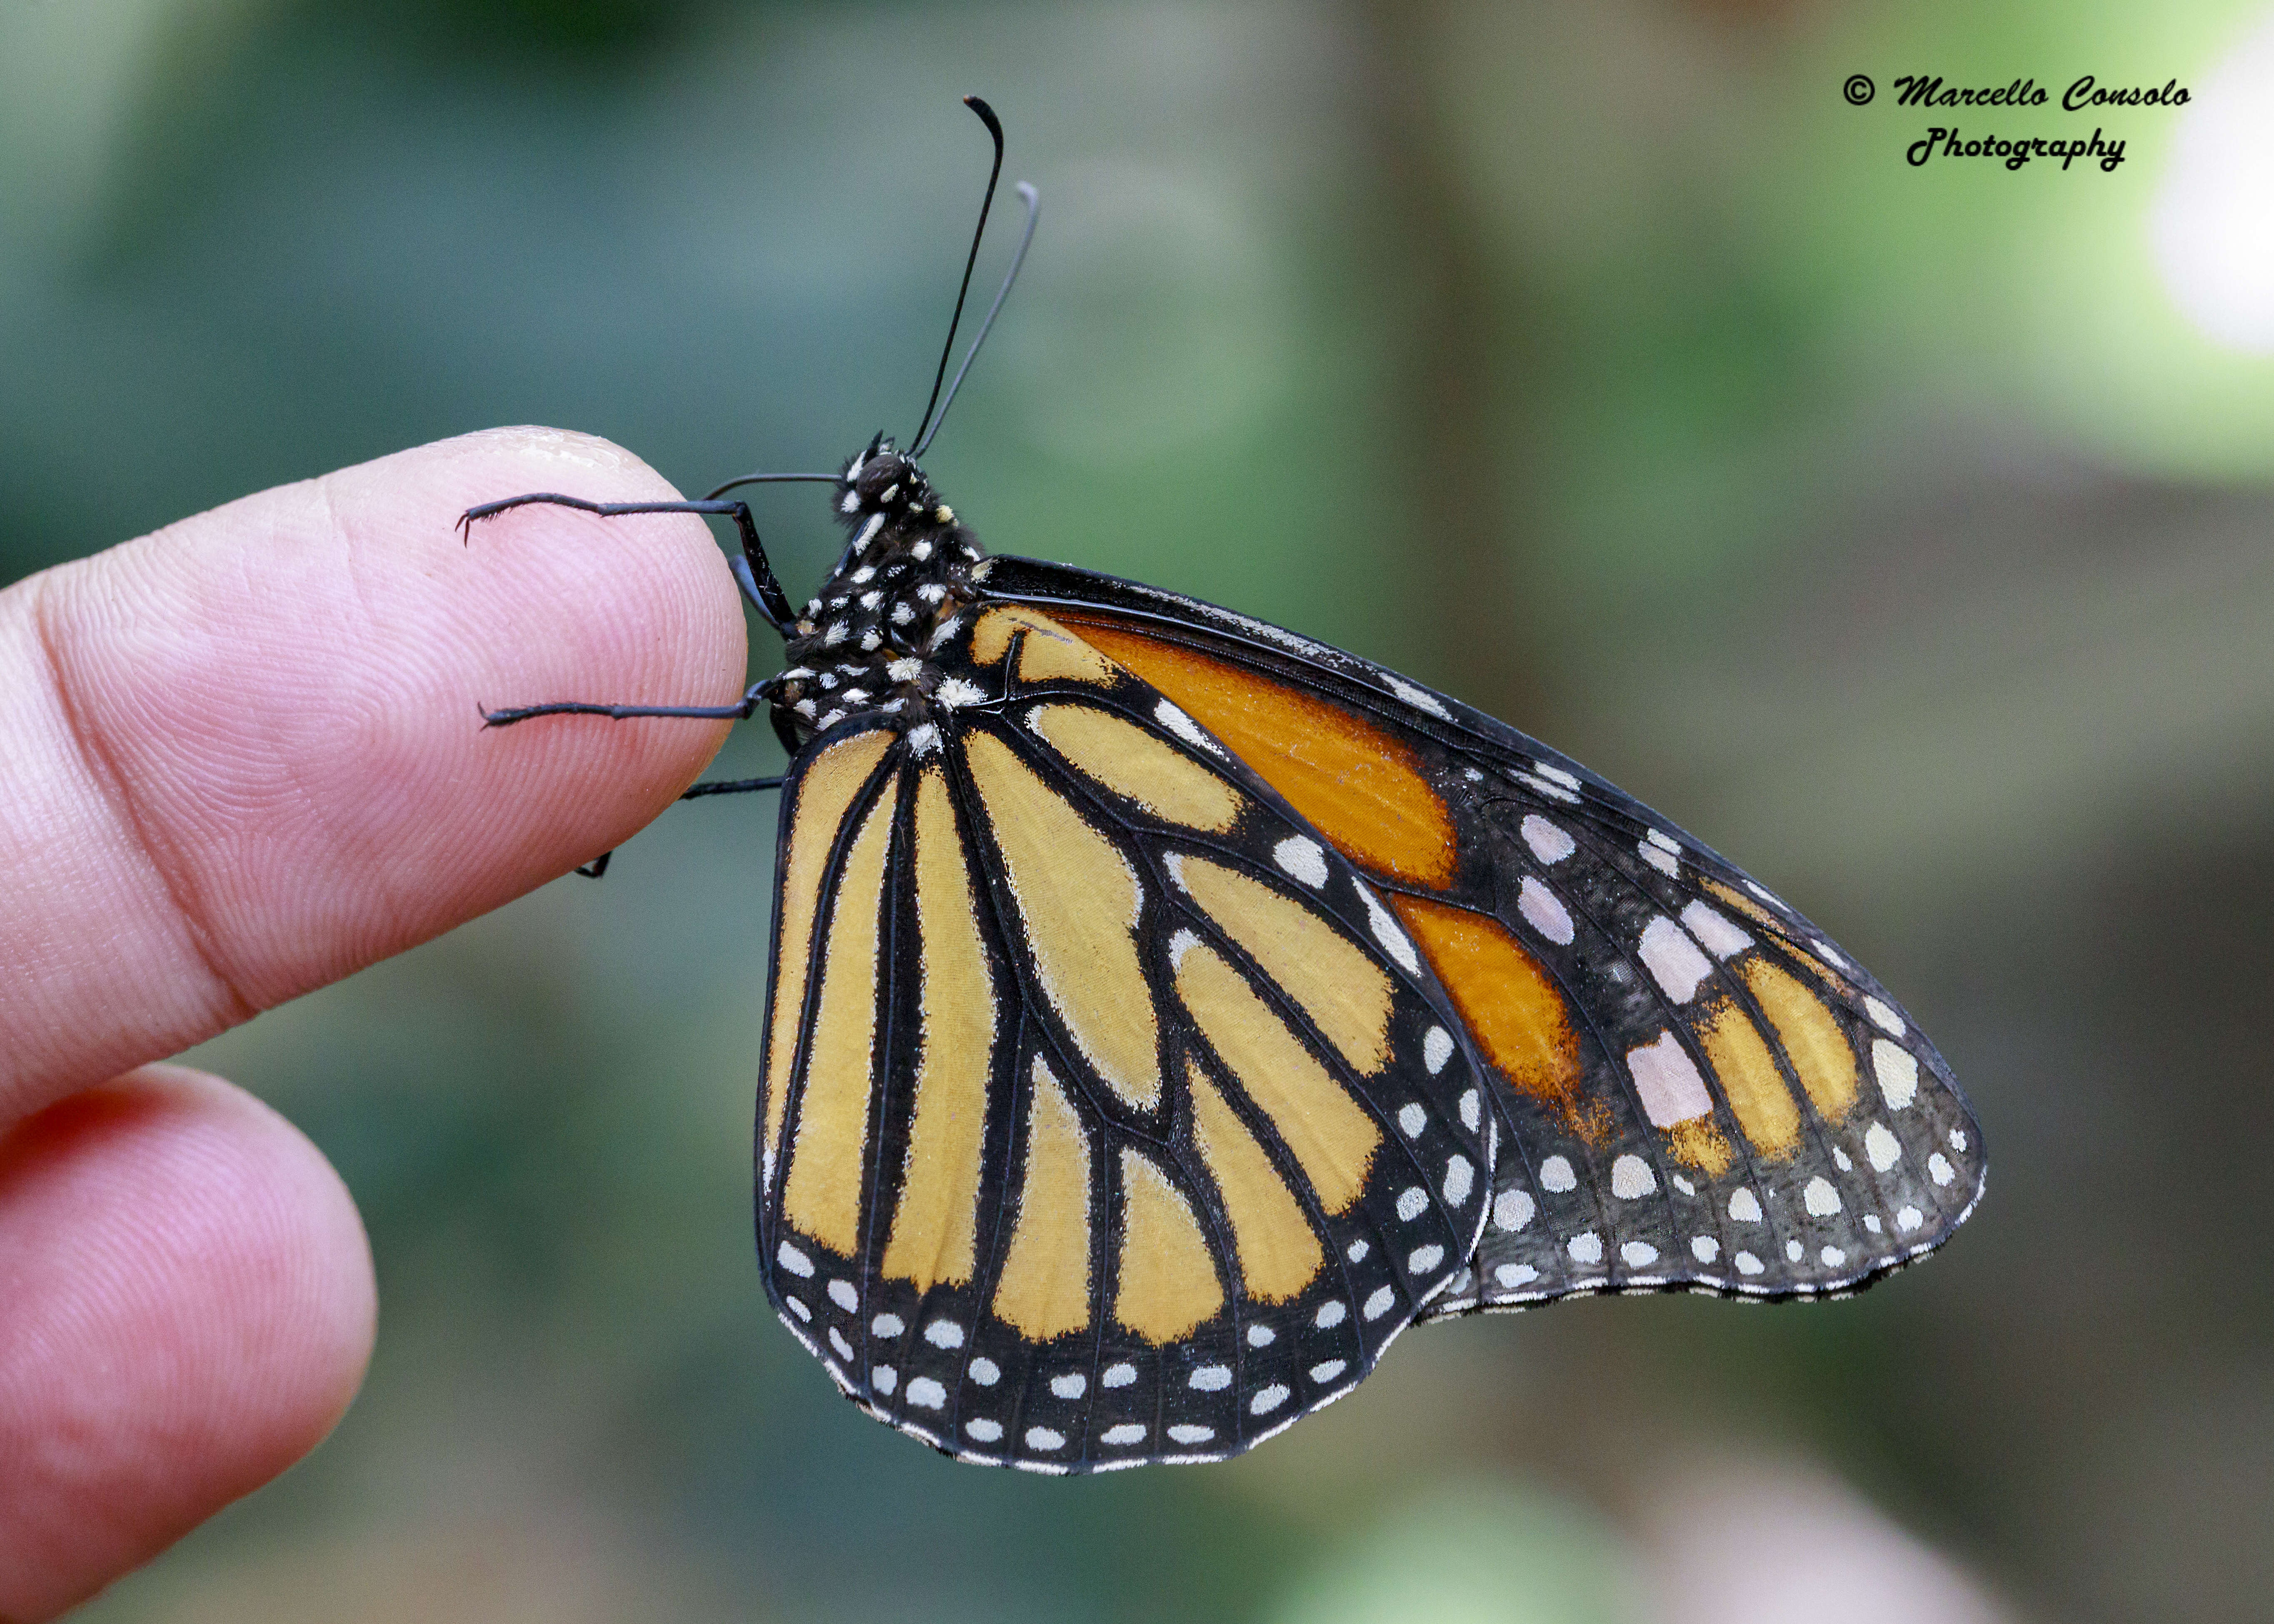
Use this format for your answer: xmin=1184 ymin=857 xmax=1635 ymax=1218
xmin=7 ymin=1 xmax=2274 ymax=1620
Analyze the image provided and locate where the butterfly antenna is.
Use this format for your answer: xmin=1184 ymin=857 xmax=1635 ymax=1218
xmin=909 ymin=95 xmax=1007 ymax=456
xmin=701 ymin=471 xmax=840 ymax=501
xmin=912 ymin=180 xmax=1038 ymax=459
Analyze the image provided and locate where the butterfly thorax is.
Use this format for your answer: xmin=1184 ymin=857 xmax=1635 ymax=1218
xmin=771 ymin=437 xmax=988 ymax=745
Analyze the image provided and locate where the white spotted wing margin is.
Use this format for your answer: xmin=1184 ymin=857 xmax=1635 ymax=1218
xmin=976 ymin=558 xmax=1987 ymax=1315
xmin=752 ymin=634 xmax=1498 ymax=1472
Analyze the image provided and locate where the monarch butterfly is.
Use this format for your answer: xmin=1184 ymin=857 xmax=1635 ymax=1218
xmin=465 ymin=99 xmax=1983 ymax=1474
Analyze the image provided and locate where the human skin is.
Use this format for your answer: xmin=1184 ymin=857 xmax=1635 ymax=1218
xmin=0 ymin=428 xmax=745 ymax=1621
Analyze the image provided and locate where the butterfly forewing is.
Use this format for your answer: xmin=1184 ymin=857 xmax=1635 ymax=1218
xmin=976 ymin=557 xmax=1986 ymax=1312
xmin=754 ymin=609 xmax=1495 ymax=1472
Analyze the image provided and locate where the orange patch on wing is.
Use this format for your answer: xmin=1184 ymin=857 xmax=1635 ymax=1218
xmin=971 ymin=606 xmax=1111 ymax=684
xmin=1060 ymin=618 xmax=1456 ymax=888
xmin=1113 ymin=1148 xmax=1223 ymax=1343
xmin=762 ymin=731 xmax=893 ymax=1175
xmin=781 ymin=770 xmax=900 ymax=1254
xmin=880 ymin=767 xmax=996 ymax=1290
xmin=1386 ymin=893 xmax=1583 ymax=1125
xmin=1703 ymin=879 xmax=1790 ymax=937
xmin=1664 ymin=1118 xmax=1735 ymax=1177
xmin=1696 ymin=996 xmax=1802 ymax=1158
xmin=1743 ymin=959 xmax=1861 ymax=1121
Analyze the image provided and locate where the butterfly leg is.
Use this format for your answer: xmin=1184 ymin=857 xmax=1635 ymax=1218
xmin=458 ymin=493 xmax=799 ymax=637
xmin=680 ymin=773 xmax=788 ymax=801
xmin=476 ymin=674 xmax=780 ymax=729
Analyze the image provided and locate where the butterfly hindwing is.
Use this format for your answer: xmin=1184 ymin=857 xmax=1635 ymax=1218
xmin=974 ymin=558 xmax=1986 ymax=1312
xmin=754 ymin=609 xmax=1496 ymax=1472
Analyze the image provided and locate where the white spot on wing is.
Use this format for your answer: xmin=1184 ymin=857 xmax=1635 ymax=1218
xmin=966 ymin=1418 xmax=1002 ymax=1442
xmin=1518 ymin=771 xmax=1582 ymax=804
xmin=1396 ymin=1187 xmax=1428 ymax=1222
xmin=1866 ymin=997 xmax=1905 ymax=1035
xmin=1928 ymin=1153 xmax=1955 ymax=1186
xmin=935 ymin=677 xmax=986 ymax=710
xmin=1308 ymin=1358 xmax=1347 ymax=1383
xmin=828 ymin=1279 xmax=858 ymax=1312
xmin=1873 ymin=1039 xmax=1920 ymax=1108
xmin=1691 ymin=1235 xmax=1720 ymax=1262
xmin=1314 ymin=1301 xmax=1346 ymax=1329
xmin=1568 ymin=1232 xmax=1603 ymax=1264
xmin=1611 ymin=1154 xmax=1657 ymax=1199
xmin=1273 ymin=836 xmax=1328 ymax=888
xmin=1628 ymin=1030 xmax=1712 ymax=1126
xmin=1804 ymin=1176 xmax=1842 ymax=1216
xmin=1189 ymin=1365 xmax=1232 ymax=1391
xmin=1622 ymin=1241 xmax=1659 ymax=1267
xmin=1638 ymin=916 xmax=1713 ymax=1003
xmin=1520 ymin=814 xmax=1575 ymax=864
xmin=1640 ymin=841 xmax=1679 ymax=876
xmin=1679 ymin=900 xmax=1752 ymax=960
xmin=1355 ymin=879 xmax=1421 ymax=975
xmin=1101 ymin=1362 xmax=1135 ymax=1388
xmin=1493 ymin=1263 xmax=1538 ymax=1288
xmin=1443 ymin=1155 xmax=1474 ymax=1205
xmin=924 ymin=1319 xmax=964 ymax=1349
xmin=1518 ymin=877 xmax=1574 ymax=944
xmin=1424 ymin=1026 xmax=1453 ymax=1074
xmin=1166 ymin=1424 xmax=1214 ymax=1445
xmin=777 ymin=1242 xmax=814 ymax=1278
xmin=1407 ymin=1243 xmax=1444 ymax=1274
xmin=1729 ymin=1187 xmax=1762 ymax=1222
xmin=1363 ymin=1285 xmax=1396 ymax=1320
xmin=1385 ymin=675 xmax=1450 ymax=718
xmin=1865 ymin=1122 xmax=1902 ymax=1171
xmin=1493 ymin=1189 xmax=1535 ymax=1232
xmin=1050 ymin=1373 xmax=1086 ymax=1399
xmin=1153 ymin=700 xmax=1224 ymax=756
xmin=1540 ymin=1155 xmax=1577 ymax=1193
xmin=1397 ymin=1103 xmax=1427 ymax=1138
xmin=906 ymin=1377 xmax=947 ymax=1409
xmin=1103 ymin=1423 xmax=1146 ymax=1445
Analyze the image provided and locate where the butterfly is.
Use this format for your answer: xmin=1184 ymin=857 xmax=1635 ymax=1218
xmin=463 ymin=98 xmax=1984 ymax=1475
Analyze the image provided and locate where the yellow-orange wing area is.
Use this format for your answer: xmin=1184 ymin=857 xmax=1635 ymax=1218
xmin=754 ymin=606 xmax=1495 ymax=1474
xmin=971 ymin=557 xmax=1985 ymax=1315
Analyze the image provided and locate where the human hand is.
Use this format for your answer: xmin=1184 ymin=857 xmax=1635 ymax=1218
xmin=0 ymin=428 xmax=745 ymax=1620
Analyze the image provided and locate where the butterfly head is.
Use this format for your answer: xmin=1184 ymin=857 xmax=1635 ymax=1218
xmin=772 ymin=437 xmax=989 ymax=740
xmin=835 ymin=436 xmax=950 ymax=530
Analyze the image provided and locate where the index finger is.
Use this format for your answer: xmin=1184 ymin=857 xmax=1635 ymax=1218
xmin=0 ymin=427 xmax=748 ymax=1127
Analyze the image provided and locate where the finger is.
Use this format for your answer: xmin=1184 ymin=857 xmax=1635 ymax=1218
xmin=0 ymin=427 xmax=748 ymax=1127
xmin=0 ymin=1065 xmax=376 ymax=1622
